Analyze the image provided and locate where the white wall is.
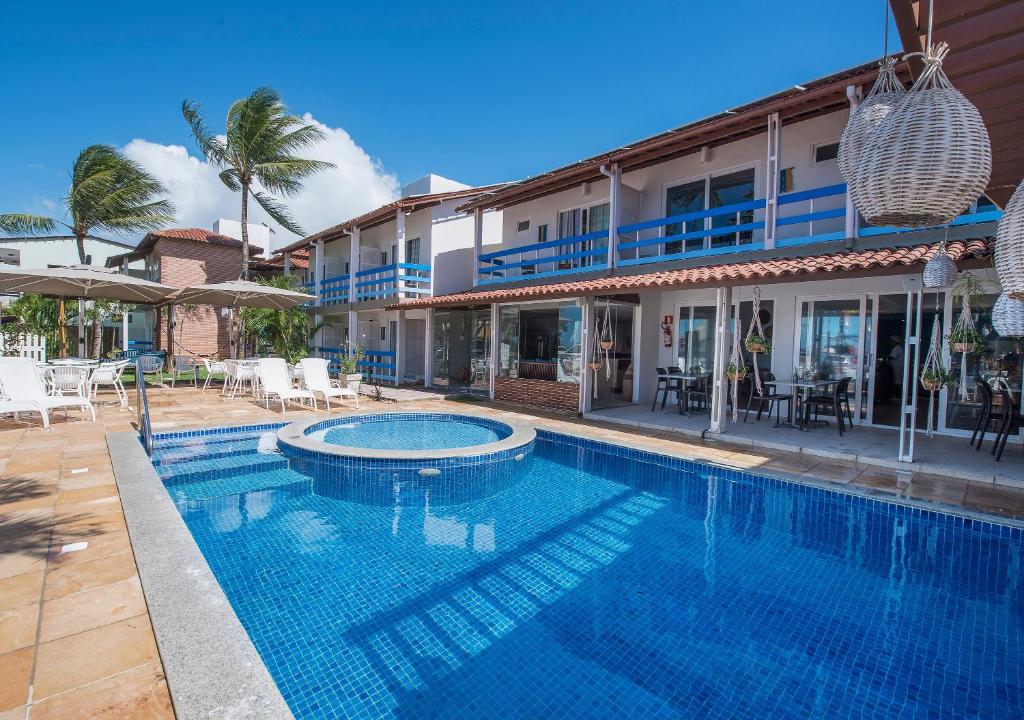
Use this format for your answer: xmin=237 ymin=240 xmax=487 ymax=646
xmin=401 ymin=174 xmax=470 ymax=198
xmin=0 ymin=236 xmax=140 ymax=269
xmin=213 ymin=219 xmax=274 ymax=254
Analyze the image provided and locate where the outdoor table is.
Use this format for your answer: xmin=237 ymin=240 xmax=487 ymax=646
xmin=665 ymin=373 xmax=698 ymax=416
xmin=49 ymin=358 xmax=99 ymax=366
xmin=769 ymin=378 xmax=839 ymax=430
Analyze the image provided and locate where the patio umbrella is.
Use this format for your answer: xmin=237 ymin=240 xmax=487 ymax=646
xmin=0 ymin=264 xmax=179 ymax=357
xmin=170 ymin=280 xmax=315 ymax=358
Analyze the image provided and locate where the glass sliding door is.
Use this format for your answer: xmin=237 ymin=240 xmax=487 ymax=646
xmin=797 ymin=297 xmax=865 ymax=421
xmin=709 ymin=168 xmax=756 ymax=248
xmin=557 ymin=202 xmax=609 ymax=270
xmin=677 ymin=305 xmax=717 ymax=375
xmin=591 ymin=301 xmax=636 ymax=410
xmin=665 ymin=180 xmax=705 ymax=255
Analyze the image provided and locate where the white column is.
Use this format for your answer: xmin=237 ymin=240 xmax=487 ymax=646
xmin=395 ymin=309 xmax=406 ymax=385
xmin=472 ymin=208 xmax=483 ymax=287
xmin=488 ymin=303 xmax=498 ymax=400
xmin=898 ymin=289 xmax=923 ymax=462
xmin=709 ymin=286 xmax=733 ymax=433
xmin=395 ymin=210 xmax=406 ymax=299
xmin=121 ymin=310 xmax=130 ymax=352
xmin=607 ymin=165 xmax=621 ymax=270
xmin=423 ymin=307 xmax=435 ymax=387
xmin=314 ymin=239 xmax=324 ymax=350
xmin=348 ymin=228 xmax=360 ymax=306
xmin=764 ymin=112 xmax=781 ymax=249
xmin=844 ymin=85 xmax=862 ymax=243
xmin=347 ymin=310 xmax=359 ymax=352
xmin=77 ymin=299 xmax=87 ymax=358
xmin=631 ymin=301 xmax=642 ymax=404
xmin=283 ymin=251 xmax=291 ymax=275
xmin=580 ymin=298 xmax=595 ymax=414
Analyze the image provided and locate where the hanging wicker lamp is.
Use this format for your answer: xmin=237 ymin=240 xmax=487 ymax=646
xmin=838 ymin=57 xmax=905 ymax=186
xmin=849 ymin=42 xmax=991 ymax=227
xmin=995 ymin=179 xmax=1024 ymax=298
xmin=992 ymin=292 xmax=1024 ymax=337
xmin=922 ymin=241 xmax=958 ymax=288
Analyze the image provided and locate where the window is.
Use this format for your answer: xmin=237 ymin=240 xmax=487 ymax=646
xmin=497 ymin=300 xmax=582 ymax=384
xmin=0 ymin=248 xmax=19 ymax=266
xmin=380 ymin=250 xmax=388 ymax=266
xmin=537 ymin=224 xmax=548 ymax=243
xmin=665 ymin=168 xmax=756 ymax=254
xmin=405 ymin=237 xmax=420 ymax=265
xmin=557 ymin=202 xmax=609 ymax=269
xmin=516 ymin=220 xmax=531 ymax=233
xmin=813 ymin=141 xmax=839 ymax=164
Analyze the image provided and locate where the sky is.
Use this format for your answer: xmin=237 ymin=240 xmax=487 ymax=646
xmin=0 ymin=0 xmax=899 ymax=247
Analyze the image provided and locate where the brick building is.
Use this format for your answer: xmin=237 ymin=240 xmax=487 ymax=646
xmin=107 ymin=228 xmax=268 ymax=358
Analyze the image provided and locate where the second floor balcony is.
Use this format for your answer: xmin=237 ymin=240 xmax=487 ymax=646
xmin=354 ymin=262 xmax=432 ymax=303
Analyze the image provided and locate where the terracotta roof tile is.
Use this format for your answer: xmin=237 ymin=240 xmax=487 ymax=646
xmin=390 ymin=239 xmax=993 ymax=309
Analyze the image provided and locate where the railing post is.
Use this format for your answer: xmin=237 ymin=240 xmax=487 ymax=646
xmin=348 ymin=228 xmax=360 ymax=304
xmin=709 ymin=286 xmax=732 ymax=433
xmin=472 ymin=208 xmax=483 ymax=288
xmin=844 ymin=85 xmax=862 ymax=243
xmin=314 ymin=239 xmax=324 ymax=350
xmin=395 ymin=210 xmax=406 ymax=300
xmin=607 ymin=164 xmax=621 ymax=270
xmin=764 ymin=112 xmax=781 ymax=249
xmin=423 ymin=307 xmax=434 ymax=387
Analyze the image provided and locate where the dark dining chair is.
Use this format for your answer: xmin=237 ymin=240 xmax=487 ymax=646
xmin=973 ymin=381 xmax=1015 ymax=461
xmin=743 ymin=371 xmax=791 ymax=423
xmin=651 ymin=367 xmax=683 ymax=411
xmin=802 ymin=376 xmax=854 ymax=435
xmin=684 ymin=373 xmax=712 ymax=415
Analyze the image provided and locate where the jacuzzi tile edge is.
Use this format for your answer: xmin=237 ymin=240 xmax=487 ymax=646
xmin=106 ymin=430 xmax=295 ymax=720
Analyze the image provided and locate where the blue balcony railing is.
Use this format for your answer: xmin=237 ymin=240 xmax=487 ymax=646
xmin=354 ymin=263 xmax=431 ymax=302
xmin=478 ymin=230 xmax=609 ymax=285
xmin=316 ymin=346 xmax=397 ymax=383
xmin=478 ymin=182 xmax=1001 ymax=282
xmin=319 ymin=274 xmax=350 ymax=305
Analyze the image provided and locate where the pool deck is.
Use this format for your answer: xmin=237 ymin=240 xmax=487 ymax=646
xmin=2 ymin=383 xmax=1024 ymax=718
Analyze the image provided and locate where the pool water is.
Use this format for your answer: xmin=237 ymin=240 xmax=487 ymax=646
xmin=154 ymin=426 xmax=1023 ymax=720
xmin=311 ymin=415 xmax=510 ymax=450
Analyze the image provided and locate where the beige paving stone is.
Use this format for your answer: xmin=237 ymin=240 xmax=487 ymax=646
xmin=39 ymin=577 xmax=147 ymax=643
xmin=29 ymin=661 xmax=173 ymax=720
xmin=0 ymin=603 xmax=38 ymax=654
xmin=801 ymin=460 xmax=863 ymax=485
xmin=47 ymin=529 xmax=132 ymax=568
xmin=0 ymin=553 xmax=46 ymax=582
xmin=0 ymin=646 xmax=33 ymax=712
xmin=43 ymin=551 xmax=137 ymax=601
xmin=0 ymin=571 xmax=43 ymax=611
xmin=0 ymin=706 xmax=27 ymax=720
xmin=33 ymin=615 xmax=159 ymax=700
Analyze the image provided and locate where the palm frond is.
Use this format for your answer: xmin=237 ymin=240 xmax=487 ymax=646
xmin=218 ymin=168 xmax=242 ymax=192
xmin=250 ymin=189 xmax=304 ymax=236
xmin=254 ymin=158 xmax=334 ymax=196
xmin=0 ymin=213 xmax=58 ymax=234
xmin=182 ymin=99 xmax=226 ymax=165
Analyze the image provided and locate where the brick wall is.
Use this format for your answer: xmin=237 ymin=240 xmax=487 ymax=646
xmin=494 ymin=376 xmax=580 ymax=414
xmin=154 ymin=237 xmax=242 ymax=358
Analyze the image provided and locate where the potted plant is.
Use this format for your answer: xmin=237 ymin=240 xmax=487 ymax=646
xmin=920 ymin=366 xmax=953 ymax=392
xmin=338 ymin=346 xmax=364 ymax=386
xmin=725 ymin=361 xmax=747 ymax=381
xmin=745 ymin=333 xmax=772 ymax=354
xmin=946 ymin=325 xmax=985 ymax=354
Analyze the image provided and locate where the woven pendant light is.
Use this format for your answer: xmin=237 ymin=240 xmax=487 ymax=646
xmin=992 ymin=292 xmax=1024 ymax=337
xmin=922 ymin=239 xmax=958 ymax=288
xmin=995 ymin=179 xmax=1024 ymax=297
xmin=838 ymin=57 xmax=905 ymax=186
xmin=850 ymin=39 xmax=991 ymax=227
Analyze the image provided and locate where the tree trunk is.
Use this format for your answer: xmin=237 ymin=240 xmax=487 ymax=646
xmin=91 ymin=313 xmax=102 ymax=359
xmin=75 ymin=231 xmax=87 ymax=264
xmin=240 ymin=186 xmax=250 ymax=280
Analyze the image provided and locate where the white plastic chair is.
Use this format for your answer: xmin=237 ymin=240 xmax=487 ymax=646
xmin=256 ymin=358 xmax=317 ymax=412
xmin=202 ymin=357 xmax=227 ymax=391
xmin=89 ymin=360 xmax=130 ymax=408
xmin=299 ymin=358 xmax=359 ymax=410
xmin=223 ymin=360 xmax=258 ymax=399
xmin=170 ymin=355 xmax=198 ymax=388
xmin=49 ymin=365 xmax=90 ymax=397
xmin=0 ymin=357 xmax=95 ymax=426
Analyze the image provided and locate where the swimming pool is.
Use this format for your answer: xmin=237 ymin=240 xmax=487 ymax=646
xmin=153 ymin=423 xmax=1022 ymax=720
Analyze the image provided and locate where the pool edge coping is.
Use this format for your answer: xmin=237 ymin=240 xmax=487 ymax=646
xmin=107 ymin=430 xmax=295 ymax=720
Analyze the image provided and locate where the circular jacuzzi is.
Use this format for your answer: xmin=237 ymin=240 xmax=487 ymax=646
xmin=277 ymin=413 xmax=535 ymax=506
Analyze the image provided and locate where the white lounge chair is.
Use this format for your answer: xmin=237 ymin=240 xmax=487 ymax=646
xmin=0 ymin=379 xmax=47 ymax=428
xmin=89 ymin=360 xmax=130 ymax=408
xmin=299 ymin=358 xmax=359 ymax=410
xmin=0 ymin=357 xmax=95 ymax=427
xmin=256 ymin=358 xmax=317 ymax=412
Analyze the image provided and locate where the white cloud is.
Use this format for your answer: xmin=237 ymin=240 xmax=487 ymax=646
xmin=122 ymin=113 xmax=399 ymax=250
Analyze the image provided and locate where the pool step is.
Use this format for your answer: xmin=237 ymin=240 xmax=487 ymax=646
xmin=151 ymin=427 xmax=282 ymax=451
xmin=158 ymin=452 xmax=289 ymax=485
xmin=168 ymin=468 xmax=310 ymax=503
xmin=152 ymin=437 xmax=271 ymax=466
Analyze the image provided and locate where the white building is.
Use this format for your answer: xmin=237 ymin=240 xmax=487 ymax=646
xmin=0 ymin=234 xmax=136 ymax=269
xmin=276 ymin=174 xmax=506 ymax=383
xmin=212 ymin=219 xmax=275 ymax=255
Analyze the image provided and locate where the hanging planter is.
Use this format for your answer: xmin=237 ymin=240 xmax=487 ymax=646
xmin=849 ymin=41 xmax=991 ymax=227
xmin=725 ymin=361 xmax=747 ymax=382
xmin=838 ymin=57 xmax=905 ymax=186
xmin=744 ymin=333 xmax=771 ymax=354
xmin=992 ymin=292 xmax=1024 ymax=337
xmin=919 ymin=313 xmax=950 ymax=436
xmin=948 ymin=273 xmax=985 ymax=398
xmin=922 ymin=240 xmax=958 ymax=288
xmin=920 ymin=367 xmax=953 ymax=392
xmin=995 ymin=179 xmax=1024 ymax=298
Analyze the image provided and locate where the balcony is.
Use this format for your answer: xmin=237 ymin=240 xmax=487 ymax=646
xmin=477 ymin=183 xmax=1001 ymax=284
xmin=354 ymin=263 xmax=431 ymax=303
xmin=320 ymin=274 xmax=350 ymax=305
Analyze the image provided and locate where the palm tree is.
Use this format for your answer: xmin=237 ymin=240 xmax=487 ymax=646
xmin=237 ymin=275 xmax=317 ymax=362
xmin=182 ymin=87 xmax=334 ymax=280
xmin=1 ymin=145 xmax=174 ymax=357
xmin=0 ymin=144 xmax=174 ymax=264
